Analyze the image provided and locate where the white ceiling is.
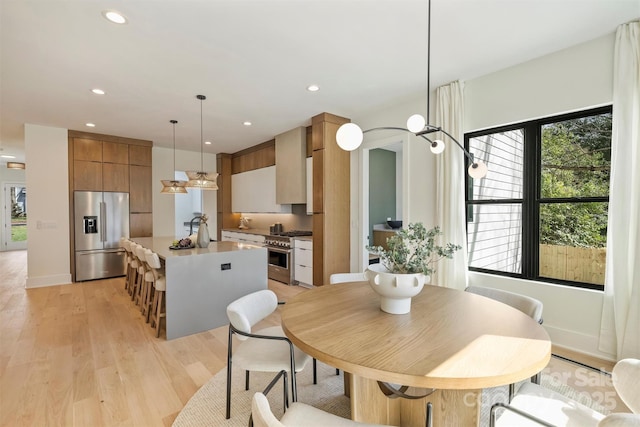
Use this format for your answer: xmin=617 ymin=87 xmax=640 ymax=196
xmin=1 ymin=0 xmax=638 ymax=164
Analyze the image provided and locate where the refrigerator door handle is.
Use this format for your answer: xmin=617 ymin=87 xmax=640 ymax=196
xmin=100 ymin=201 xmax=107 ymax=242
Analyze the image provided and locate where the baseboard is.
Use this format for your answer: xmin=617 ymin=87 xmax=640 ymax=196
xmin=545 ymin=324 xmax=617 ymax=363
xmin=25 ymin=273 xmax=72 ymax=288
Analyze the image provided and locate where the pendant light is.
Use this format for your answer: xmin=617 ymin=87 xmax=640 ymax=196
xmin=335 ymin=0 xmax=487 ymax=179
xmin=161 ymin=120 xmax=188 ymax=194
xmin=186 ymin=94 xmax=219 ymax=190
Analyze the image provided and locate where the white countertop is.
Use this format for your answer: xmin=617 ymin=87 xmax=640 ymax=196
xmin=131 ymin=236 xmax=264 ymax=260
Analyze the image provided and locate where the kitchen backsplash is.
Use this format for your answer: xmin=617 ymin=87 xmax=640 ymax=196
xmin=237 ymin=205 xmax=312 ymax=231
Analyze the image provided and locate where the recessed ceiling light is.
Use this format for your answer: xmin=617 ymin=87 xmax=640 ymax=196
xmin=307 ymin=84 xmax=320 ymax=92
xmin=204 ymin=141 xmax=212 ymax=145
xmin=86 ymin=123 xmax=96 ymax=127
xmin=91 ymin=88 xmax=105 ymax=95
xmin=1 ymin=154 xmax=16 ymax=159
xmin=102 ymin=10 xmax=127 ymax=24
xmin=243 ymin=121 xmax=252 ymax=126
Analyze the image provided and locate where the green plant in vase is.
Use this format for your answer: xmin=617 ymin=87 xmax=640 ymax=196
xmin=367 ymin=222 xmax=461 ymax=276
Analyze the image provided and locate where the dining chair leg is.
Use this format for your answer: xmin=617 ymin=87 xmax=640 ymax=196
xmin=245 ymin=370 xmax=250 ymax=391
xmin=283 ymin=371 xmax=289 ymax=410
xmin=508 ymin=383 xmax=515 ymax=402
xmin=313 ymin=358 xmax=317 ymax=385
xmin=226 ymin=327 xmax=233 ymax=420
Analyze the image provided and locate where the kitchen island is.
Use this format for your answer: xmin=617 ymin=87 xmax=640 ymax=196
xmin=132 ymin=237 xmax=267 ymax=340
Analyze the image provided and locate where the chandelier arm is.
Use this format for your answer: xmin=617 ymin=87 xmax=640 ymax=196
xmin=362 ymin=126 xmax=412 ymax=134
xmin=360 ymin=126 xmax=476 ymax=164
xmin=435 ymin=127 xmax=476 ymax=164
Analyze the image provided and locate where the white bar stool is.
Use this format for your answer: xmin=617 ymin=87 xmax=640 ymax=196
xmin=120 ymin=238 xmax=133 ymax=293
xmin=128 ymin=242 xmax=141 ymax=299
xmin=141 ymin=248 xmax=155 ymax=323
xmin=133 ymin=245 xmax=148 ymax=307
xmin=146 ymin=251 xmax=166 ymax=338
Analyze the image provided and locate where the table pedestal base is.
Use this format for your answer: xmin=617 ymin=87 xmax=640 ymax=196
xmin=350 ymin=375 xmax=481 ymax=427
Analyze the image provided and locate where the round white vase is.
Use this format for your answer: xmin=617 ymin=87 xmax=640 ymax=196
xmin=365 ymin=263 xmax=428 ymax=314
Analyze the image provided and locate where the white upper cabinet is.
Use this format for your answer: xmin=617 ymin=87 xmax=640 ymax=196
xmin=275 ymin=127 xmax=307 ymax=204
xmin=232 ymin=166 xmax=292 ymax=213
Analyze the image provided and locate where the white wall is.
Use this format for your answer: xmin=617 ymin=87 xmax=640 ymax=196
xmin=24 ymin=124 xmax=71 ymax=287
xmin=464 ymin=33 xmax=617 ymax=360
xmin=465 ymin=34 xmax=614 ymax=131
xmin=152 ymin=147 xmax=217 ymax=239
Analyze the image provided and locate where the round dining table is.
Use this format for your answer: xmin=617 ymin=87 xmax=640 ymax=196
xmin=281 ymin=281 xmax=551 ymax=427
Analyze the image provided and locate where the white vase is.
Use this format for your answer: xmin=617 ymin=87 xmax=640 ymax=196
xmin=365 ymin=263 xmax=428 ymax=314
xmin=196 ymin=221 xmax=210 ymax=248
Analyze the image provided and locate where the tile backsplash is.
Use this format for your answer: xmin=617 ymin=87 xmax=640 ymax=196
xmin=236 ymin=205 xmax=312 ymax=231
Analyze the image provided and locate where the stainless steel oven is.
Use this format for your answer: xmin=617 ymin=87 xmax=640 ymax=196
xmin=265 ymin=231 xmax=312 ymax=285
xmin=267 ymin=245 xmax=292 ymax=284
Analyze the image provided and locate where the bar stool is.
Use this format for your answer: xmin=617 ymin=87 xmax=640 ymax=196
xmin=121 ymin=238 xmax=133 ymax=293
xmin=130 ymin=243 xmax=144 ymax=304
xmin=141 ymin=248 xmax=155 ymax=323
xmin=128 ymin=242 xmax=142 ymax=299
xmin=134 ymin=245 xmax=149 ymax=308
xmin=146 ymin=251 xmax=166 ymax=338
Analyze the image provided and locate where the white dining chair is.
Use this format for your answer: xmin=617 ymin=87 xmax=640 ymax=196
xmin=490 ymin=358 xmax=640 ymax=427
xmin=225 ymin=290 xmax=313 ymax=420
xmin=465 ymin=286 xmax=543 ymax=324
xmin=465 ymin=285 xmax=545 ymax=401
xmin=251 ymin=391 xmax=395 ymax=427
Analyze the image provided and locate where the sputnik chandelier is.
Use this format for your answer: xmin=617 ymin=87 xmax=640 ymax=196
xmin=335 ymin=0 xmax=487 ymax=179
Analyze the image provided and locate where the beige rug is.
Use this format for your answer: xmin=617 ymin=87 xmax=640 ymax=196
xmin=173 ymin=361 xmax=608 ymax=426
xmin=173 ymin=361 xmax=348 ymax=426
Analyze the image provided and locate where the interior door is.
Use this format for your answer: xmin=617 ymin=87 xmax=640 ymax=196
xmin=2 ymin=183 xmax=27 ymax=251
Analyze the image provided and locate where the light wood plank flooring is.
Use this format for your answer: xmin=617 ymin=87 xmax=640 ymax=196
xmin=0 ymin=250 xmax=629 ymax=426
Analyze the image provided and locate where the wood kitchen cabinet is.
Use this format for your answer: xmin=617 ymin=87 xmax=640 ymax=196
xmin=311 ymin=113 xmax=351 ymax=286
xmin=130 ymin=164 xmax=152 ymax=213
xmin=73 ymin=160 xmax=103 ymax=191
xmin=103 ymin=141 xmax=129 ymax=164
xmin=72 ymin=138 xmax=130 ymax=192
xmin=306 ymin=157 xmax=313 ymax=215
xmin=129 ymin=144 xmax=152 ymax=166
xmin=68 ymin=131 xmax=153 ymax=243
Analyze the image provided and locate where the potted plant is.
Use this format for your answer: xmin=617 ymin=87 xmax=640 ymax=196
xmin=365 ymin=222 xmax=461 ymax=314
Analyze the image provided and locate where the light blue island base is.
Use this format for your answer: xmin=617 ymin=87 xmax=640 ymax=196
xmin=132 ymin=237 xmax=268 ymax=340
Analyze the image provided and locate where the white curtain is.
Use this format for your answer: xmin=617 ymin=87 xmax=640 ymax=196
xmin=433 ymin=80 xmax=469 ymax=290
xmin=599 ymin=20 xmax=640 ymax=360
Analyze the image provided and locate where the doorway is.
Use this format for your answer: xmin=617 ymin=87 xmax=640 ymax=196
xmin=3 ymin=183 xmax=27 ymax=251
xmin=358 ymin=134 xmax=408 ymax=272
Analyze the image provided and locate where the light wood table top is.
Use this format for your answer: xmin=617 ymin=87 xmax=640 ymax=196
xmin=281 ymin=281 xmax=551 ymax=390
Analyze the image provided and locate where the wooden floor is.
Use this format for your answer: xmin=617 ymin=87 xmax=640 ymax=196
xmin=0 ymin=249 xmax=629 ymax=426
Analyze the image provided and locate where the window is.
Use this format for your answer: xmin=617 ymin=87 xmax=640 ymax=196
xmin=465 ymin=106 xmax=612 ymax=290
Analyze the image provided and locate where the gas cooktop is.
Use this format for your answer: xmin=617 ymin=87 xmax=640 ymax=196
xmin=272 ymin=230 xmax=312 ymax=237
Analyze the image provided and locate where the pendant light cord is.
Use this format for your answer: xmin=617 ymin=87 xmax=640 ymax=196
xmin=200 ymin=96 xmax=204 ymax=172
xmin=426 ymin=0 xmax=431 ymax=125
xmin=171 ymin=120 xmax=177 ymax=175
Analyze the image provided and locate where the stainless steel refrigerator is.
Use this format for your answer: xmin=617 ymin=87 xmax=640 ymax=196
xmin=74 ymin=191 xmax=130 ymax=281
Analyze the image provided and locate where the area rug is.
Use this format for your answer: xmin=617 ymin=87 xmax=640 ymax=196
xmin=173 ymin=360 xmax=608 ymax=427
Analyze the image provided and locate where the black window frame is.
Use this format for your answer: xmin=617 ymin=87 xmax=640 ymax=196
xmin=464 ymin=105 xmax=612 ymax=291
